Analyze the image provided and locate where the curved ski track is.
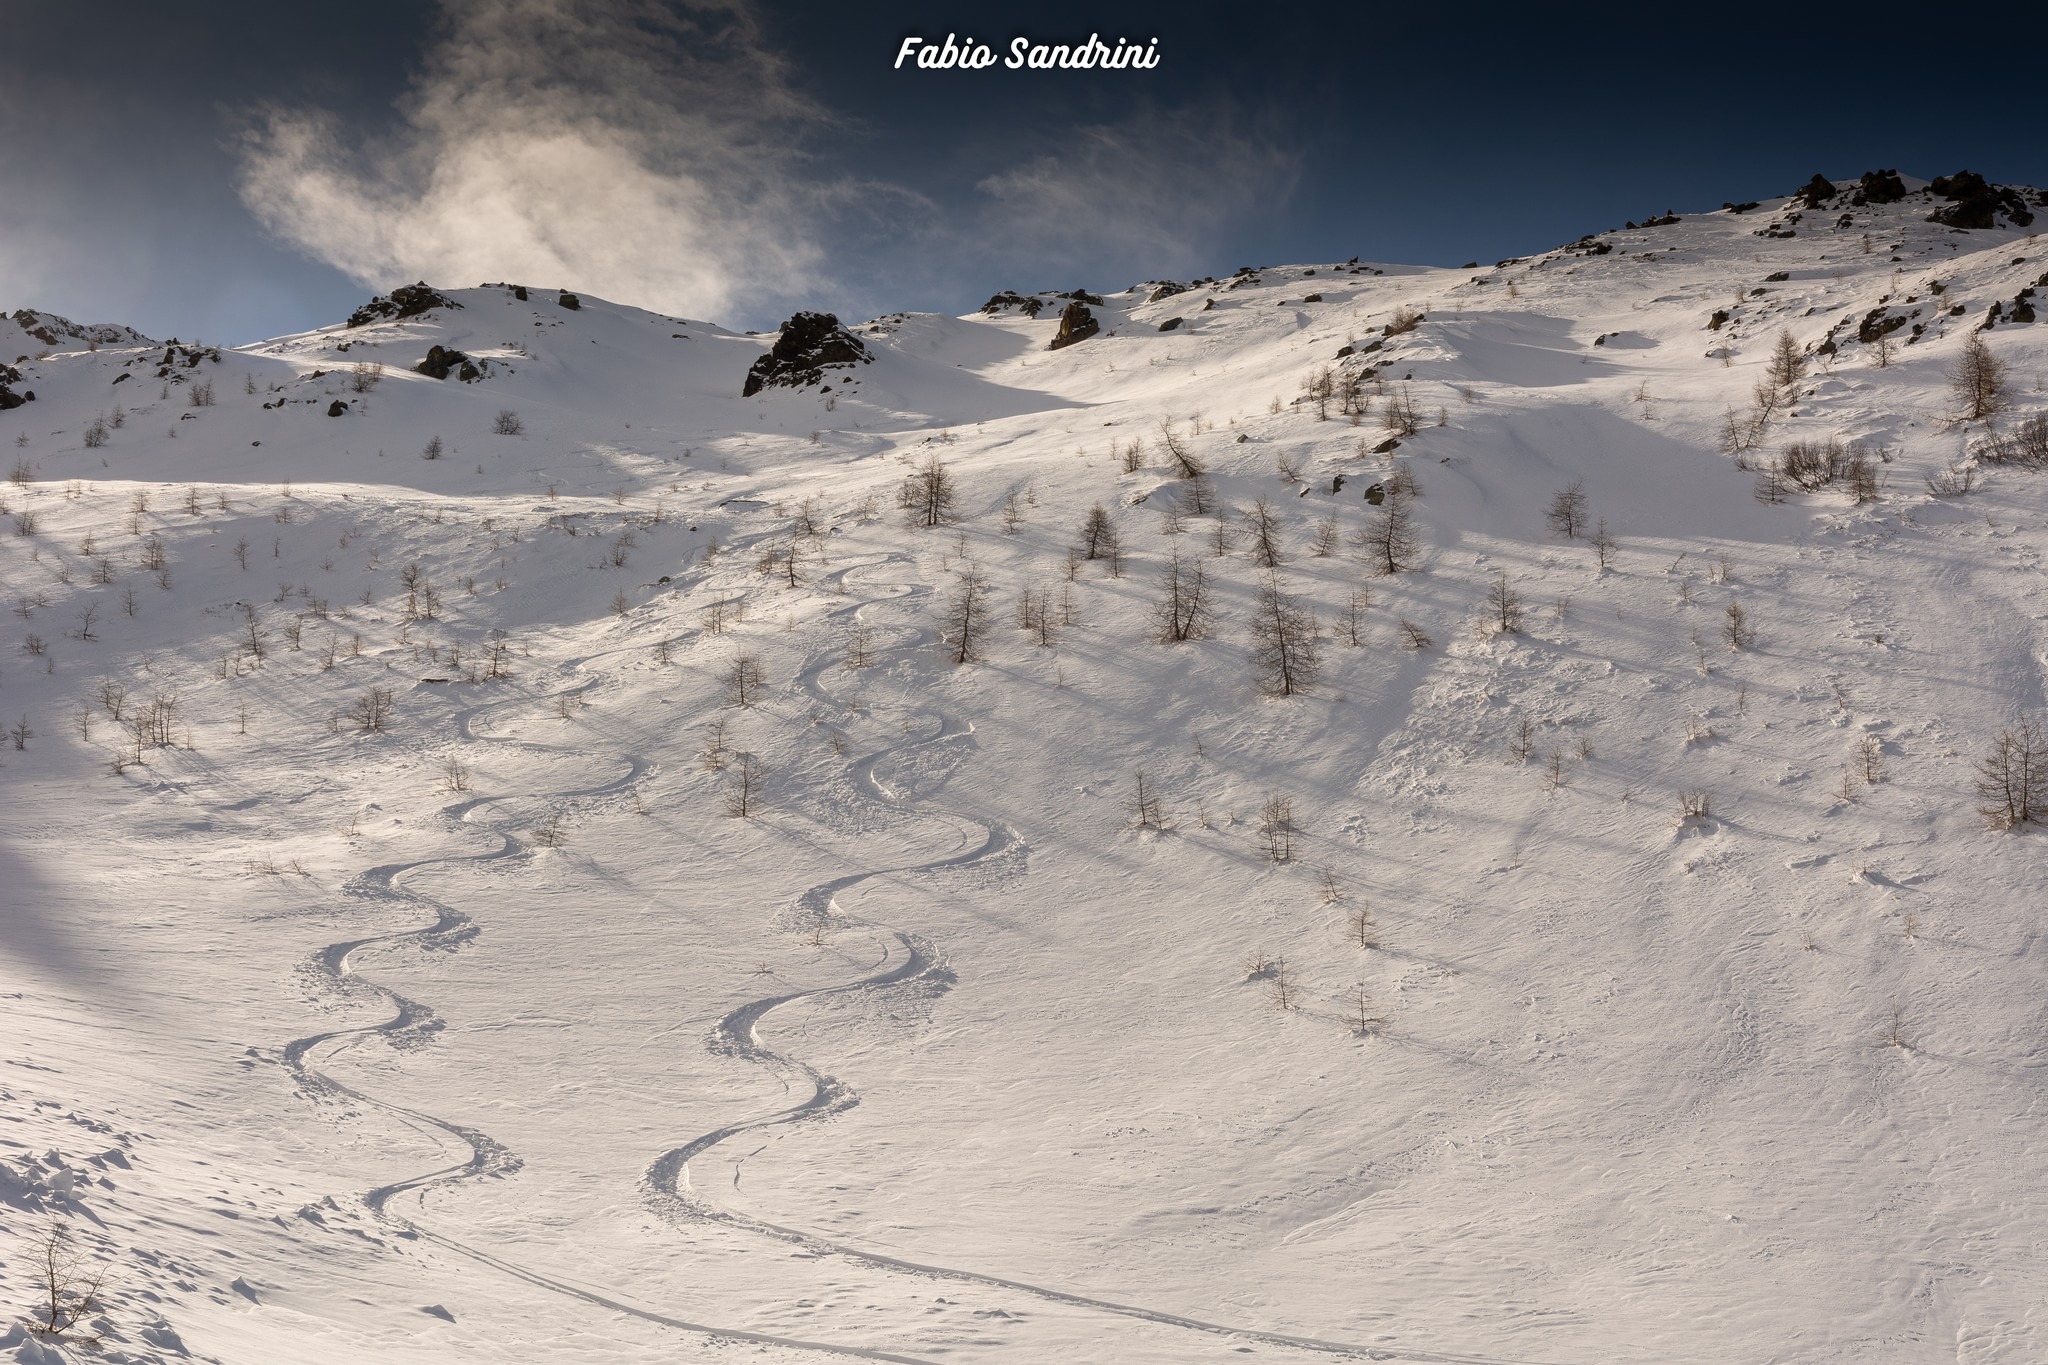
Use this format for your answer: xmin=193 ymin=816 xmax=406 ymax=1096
xmin=282 ymin=554 xmax=1547 ymax=1365
xmin=637 ymin=561 xmax=1550 ymax=1365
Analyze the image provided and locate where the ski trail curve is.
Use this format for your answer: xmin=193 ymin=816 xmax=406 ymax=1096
xmin=640 ymin=561 xmax=1543 ymax=1365
xmin=282 ymin=678 xmax=947 ymax=1365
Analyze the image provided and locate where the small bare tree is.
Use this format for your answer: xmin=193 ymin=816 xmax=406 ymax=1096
xmin=1949 ymin=332 xmax=2007 ymax=422
xmin=1338 ymin=588 xmax=1369 ymax=645
xmin=1485 ymin=572 xmax=1525 ymax=634
xmin=1077 ymin=504 xmax=1120 ymax=562
xmin=1591 ymin=517 xmax=1618 ymax=570
xmin=902 ymin=453 xmax=957 ymax=527
xmin=943 ymin=569 xmax=991 ymax=664
xmin=1381 ymin=385 xmax=1421 ymax=437
xmin=25 ymin=1222 xmax=106 ymax=1345
xmin=1356 ymin=495 xmax=1419 ymax=575
xmin=1545 ymin=479 xmax=1588 ymax=539
xmin=1765 ymin=328 xmax=1806 ymax=390
xmin=1248 ymin=574 xmax=1321 ymax=696
xmin=1131 ymin=769 xmax=1165 ymax=828
xmin=349 ymin=686 xmax=394 ymax=733
xmin=1153 ymin=547 xmax=1212 ymax=643
xmin=1259 ymin=792 xmax=1297 ymax=863
xmin=1242 ymin=497 xmax=1284 ymax=568
xmin=492 ymin=409 xmax=525 ymax=436
xmin=1723 ymin=601 xmax=1757 ymax=650
xmin=1974 ymin=718 xmax=2047 ymax=829
xmin=1269 ymin=958 xmax=1298 ymax=1010
xmin=1310 ymin=515 xmax=1340 ymax=558
xmin=1157 ymin=419 xmax=1205 ymax=479
xmin=724 ymin=652 xmax=767 ymax=706
xmin=724 ymin=752 xmax=767 ymax=818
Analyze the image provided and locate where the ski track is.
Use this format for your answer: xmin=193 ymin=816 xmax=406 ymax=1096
xmin=281 ymin=675 xmax=947 ymax=1365
xmin=275 ymin=548 xmax=1543 ymax=1365
xmin=637 ymin=559 xmax=1549 ymax=1365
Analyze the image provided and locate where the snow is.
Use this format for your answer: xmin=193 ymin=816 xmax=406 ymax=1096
xmin=3 ymin=181 xmax=2046 ymax=1364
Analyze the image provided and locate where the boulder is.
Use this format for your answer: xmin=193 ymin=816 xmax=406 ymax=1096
xmin=326 ymin=399 xmax=348 ymax=416
xmin=1926 ymin=171 xmax=2036 ymax=230
xmin=1796 ymin=174 xmax=1837 ymax=209
xmin=1158 ymin=317 xmax=1184 ymax=332
xmin=513 ymin=285 xmax=529 ymax=301
xmin=1852 ymin=169 xmax=1907 ymax=205
xmin=347 ymin=282 xmax=460 ymax=329
xmin=1145 ymin=282 xmax=1189 ymax=303
xmin=558 ymin=292 xmax=581 ymax=310
xmin=1046 ymin=301 xmax=1099 ymax=351
xmin=415 ymin=345 xmax=471 ymax=380
xmin=741 ymin=311 xmax=871 ymax=397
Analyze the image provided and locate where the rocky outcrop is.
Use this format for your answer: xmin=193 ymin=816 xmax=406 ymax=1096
xmin=1796 ymin=174 xmax=1838 ymax=209
xmin=1145 ymin=282 xmax=1188 ymax=303
xmin=416 ymin=345 xmax=480 ymax=382
xmin=1046 ymin=301 xmax=1099 ymax=351
xmin=558 ymin=292 xmax=581 ymax=310
xmin=7 ymin=309 xmax=152 ymax=349
xmin=347 ymin=283 xmax=461 ymax=329
xmin=0 ymin=361 xmax=24 ymax=410
xmin=741 ymin=312 xmax=871 ymax=397
xmin=981 ymin=291 xmax=1044 ymax=317
xmin=1852 ymin=169 xmax=1907 ymax=205
xmin=1927 ymin=170 xmax=2036 ymax=230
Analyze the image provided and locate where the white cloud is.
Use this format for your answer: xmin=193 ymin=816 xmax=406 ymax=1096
xmin=237 ymin=0 xmax=831 ymax=321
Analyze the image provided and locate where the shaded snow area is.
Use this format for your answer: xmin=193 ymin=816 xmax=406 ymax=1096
xmin=4 ymin=176 xmax=2047 ymax=1364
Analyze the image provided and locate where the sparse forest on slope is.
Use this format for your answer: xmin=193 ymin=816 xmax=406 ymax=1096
xmin=2 ymin=169 xmax=2046 ymax=1365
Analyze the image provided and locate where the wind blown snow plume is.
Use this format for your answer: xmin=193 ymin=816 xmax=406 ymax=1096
xmin=975 ymin=106 xmax=1301 ymax=280
xmin=236 ymin=0 xmax=827 ymax=320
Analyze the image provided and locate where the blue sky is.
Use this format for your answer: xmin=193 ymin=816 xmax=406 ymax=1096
xmin=4 ymin=0 xmax=2045 ymax=344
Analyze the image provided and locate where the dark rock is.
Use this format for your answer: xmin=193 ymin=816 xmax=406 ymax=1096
xmin=1302 ymin=293 xmax=1323 ymax=303
xmin=1722 ymin=201 xmax=1760 ymax=214
xmin=1593 ymin=334 xmax=1607 ymax=346
xmin=1796 ymin=173 xmax=1837 ymax=208
xmin=327 ymin=399 xmax=348 ymax=416
xmin=513 ymin=285 xmax=528 ymax=301
xmin=1930 ymin=170 xmax=1989 ymax=201
xmin=1158 ymin=317 xmax=1184 ymax=332
xmin=982 ymin=290 xmax=1044 ymax=317
xmin=2013 ymin=298 xmax=2037 ymax=324
xmin=1372 ymin=438 xmax=1401 ymax=454
xmin=457 ymin=361 xmax=480 ymax=382
xmin=1336 ymin=345 xmax=1354 ymax=357
xmin=1331 ymin=474 xmax=1346 ymax=493
xmin=1857 ymin=308 xmax=1909 ymax=344
xmin=347 ymin=282 xmax=461 ymax=329
xmin=1146 ymin=282 xmax=1188 ymax=303
xmin=557 ymin=292 xmax=581 ymax=310
xmin=111 ymin=372 xmax=129 ymax=384
xmin=415 ymin=345 xmax=471 ymax=380
xmin=1046 ymin=301 xmax=1099 ymax=351
xmin=1764 ymin=271 xmax=1790 ymax=282
xmin=741 ymin=311 xmax=871 ymax=397
xmin=1363 ymin=483 xmax=1385 ymax=504
xmin=1927 ymin=170 xmax=2035 ymax=230
xmin=1060 ymin=289 xmax=1105 ymax=306
xmin=1852 ymin=169 xmax=1907 ymax=205
xmin=1708 ymin=309 xmax=1731 ymax=330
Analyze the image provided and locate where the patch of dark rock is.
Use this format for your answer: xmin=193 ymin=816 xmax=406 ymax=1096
xmin=347 ymin=282 xmax=460 ymax=329
xmin=1047 ymin=301 xmax=1099 ymax=351
xmin=742 ymin=311 xmax=871 ymax=396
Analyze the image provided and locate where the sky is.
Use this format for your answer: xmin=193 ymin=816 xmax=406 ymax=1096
xmin=4 ymin=0 xmax=2046 ymax=345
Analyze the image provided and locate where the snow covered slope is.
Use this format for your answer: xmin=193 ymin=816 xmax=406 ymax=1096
xmin=3 ymin=169 xmax=2046 ymax=1365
